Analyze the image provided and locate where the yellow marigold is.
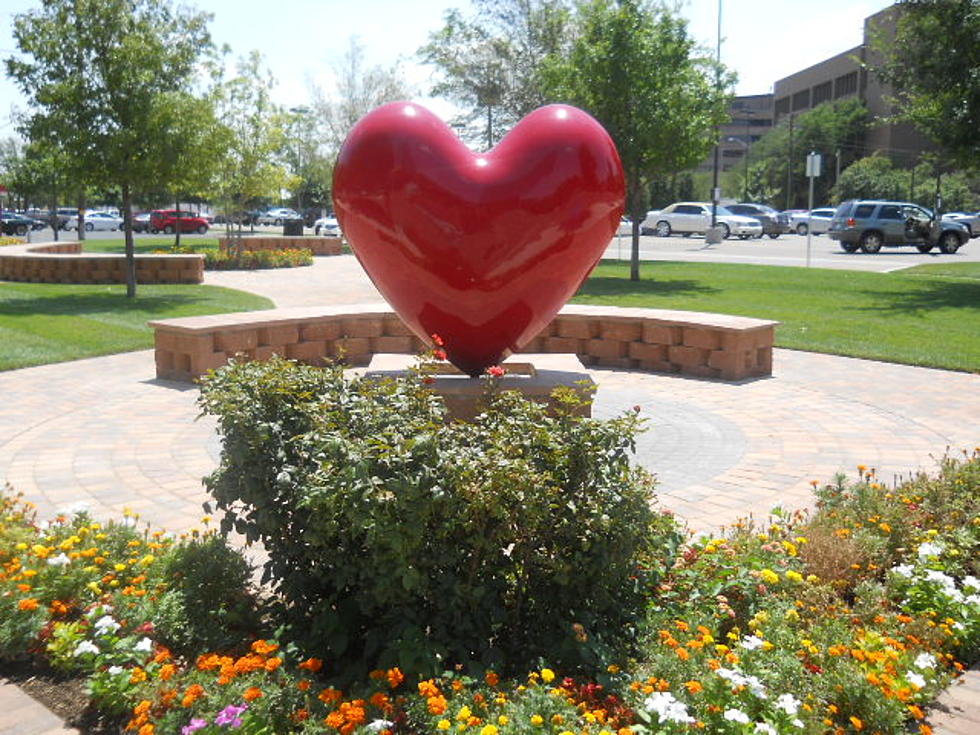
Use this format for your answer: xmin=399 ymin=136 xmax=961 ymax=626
xmin=850 ymin=715 xmax=864 ymax=730
xmin=437 ymin=720 xmax=451 ymax=730
xmin=457 ymin=706 xmax=472 ymax=722
xmin=785 ymin=570 xmax=804 ymax=584
xmin=481 ymin=726 xmax=499 ymax=735
xmin=540 ymin=668 xmax=555 ymax=683
xmin=530 ymin=715 xmax=544 ymax=727
xmin=760 ymin=569 xmax=780 ymax=585
xmin=551 ymin=714 xmax=564 ymax=725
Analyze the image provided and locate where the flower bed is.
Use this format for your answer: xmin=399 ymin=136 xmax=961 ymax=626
xmin=0 ymin=361 xmax=977 ymax=734
xmin=161 ymin=245 xmax=313 ymax=270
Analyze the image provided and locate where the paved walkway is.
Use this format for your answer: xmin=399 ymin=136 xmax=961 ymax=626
xmin=0 ymin=254 xmax=977 ymax=732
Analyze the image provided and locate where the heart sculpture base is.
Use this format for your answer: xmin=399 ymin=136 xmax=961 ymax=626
xmin=364 ymin=353 xmax=595 ymax=422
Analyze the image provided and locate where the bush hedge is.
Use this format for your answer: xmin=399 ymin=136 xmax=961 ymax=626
xmin=198 ymin=357 xmax=682 ymax=681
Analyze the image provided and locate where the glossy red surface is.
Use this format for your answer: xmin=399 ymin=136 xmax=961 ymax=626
xmin=333 ymin=102 xmax=624 ymax=375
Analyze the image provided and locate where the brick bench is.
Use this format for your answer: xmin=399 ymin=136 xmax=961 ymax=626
xmin=0 ymin=241 xmax=203 ymax=284
xmin=217 ymin=236 xmax=344 ymax=256
xmin=150 ymin=303 xmax=778 ymax=383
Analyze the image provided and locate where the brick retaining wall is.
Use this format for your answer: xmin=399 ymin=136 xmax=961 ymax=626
xmin=150 ymin=303 xmax=777 ymax=383
xmin=0 ymin=241 xmax=203 ymax=284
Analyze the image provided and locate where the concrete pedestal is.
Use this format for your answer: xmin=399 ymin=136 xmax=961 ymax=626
xmin=365 ymin=353 xmax=595 ymax=421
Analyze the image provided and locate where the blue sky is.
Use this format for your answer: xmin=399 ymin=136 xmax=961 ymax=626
xmin=1 ymin=0 xmax=890 ymax=136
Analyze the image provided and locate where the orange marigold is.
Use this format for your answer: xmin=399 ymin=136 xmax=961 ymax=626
xmin=299 ymin=657 xmax=323 ymax=672
xmin=182 ymin=684 xmax=205 ymax=708
xmin=251 ymin=639 xmax=279 ymax=655
xmin=684 ymin=680 xmax=703 ymax=694
xmin=319 ymin=687 xmax=343 ymax=705
xmin=298 ymin=680 xmax=311 ymax=691
xmin=159 ymin=664 xmax=176 ymax=681
xmin=243 ymin=687 xmax=263 ymax=702
xmin=48 ymin=600 xmax=69 ymax=616
xmin=427 ymin=695 xmax=448 ymax=715
xmin=264 ymin=656 xmax=283 ymax=672
xmin=370 ymin=692 xmax=391 ymax=710
xmin=17 ymin=598 xmax=39 ymax=612
xmin=485 ymin=671 xmax=499 ymax=687
xmin=386 ymin=667 xmax=404 ymax=689
xmin=418 ymin=679 xmax=441 ymax=698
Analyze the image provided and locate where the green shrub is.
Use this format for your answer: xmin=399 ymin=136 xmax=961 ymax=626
xmin=147 ymin=534 xmax=262 ymax=657
xmin=204 ymin=247 xmax=312 ymax=270
xmin=198 ymin=357 xmax=682 ymax=681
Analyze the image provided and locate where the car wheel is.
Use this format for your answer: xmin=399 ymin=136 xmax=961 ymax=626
xmin=859 ymin=231 xmax=883 ymax=253
xmin=196 ymin=225 xmax=208 ymax=234
xmin=768 ymin=232 xmax=780 ymax=239
xmin=274 ymin=218 xmax=282 ymax=226
xmin=654 ymin=221 xmax=671 ymax=237
xmin=796 ymin=223 xmax=808 ymax=235
xmin=916 ymin=243 xmax=934 ymax=254
xmin=938 ymin=231 xmax=961 ymax=254
xmin=164 ymin=225 xmax=175 ymax=234
xmin=84 ymin=222 xmax=94 ymax=232
xmin=719 ymin=223 xmax=731 ymax=239
xmin=314 ymin=226 xmax=321 ymax=236
xmin=840 ymin=241 xmax=859 ymax=253
xmin=15 ymin=224 xmax=28 ymax=236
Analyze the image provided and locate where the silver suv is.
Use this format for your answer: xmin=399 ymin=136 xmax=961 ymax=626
xmin=828 ymin=200 xmax=969 ymax=254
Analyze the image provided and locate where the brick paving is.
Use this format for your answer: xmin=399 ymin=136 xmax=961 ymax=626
xmin=0 ymin=253 xmax=978 ymax=730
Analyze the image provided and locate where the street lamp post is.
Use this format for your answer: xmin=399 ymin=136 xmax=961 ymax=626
xmin=706 ymin=0 xmax=724 ymax=245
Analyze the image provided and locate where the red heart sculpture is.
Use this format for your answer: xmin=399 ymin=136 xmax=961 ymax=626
xmin=333 ymin=102 xmax=624 ymax=375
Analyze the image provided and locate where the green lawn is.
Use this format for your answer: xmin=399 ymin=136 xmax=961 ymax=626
xmin=79 ymin=237 xmax=219 ymax=254
xmin=573 ymin=260 xmax=980 ymax=373
xmin=0 ymin=283 xmax=273 ymax=371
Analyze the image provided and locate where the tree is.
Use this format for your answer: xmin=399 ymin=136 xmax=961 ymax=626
xmin=868 ymin=1 xmax=980 ymax=172
xmin=6 ymin=0 xmax=217 ymax=296
xmin=542 ymin=0 xmax=731 ymax=280
xmin=212 ymin=52 xmax=292 ymax=253
xmin=736 ymin=99 xmax=870 ymax=209
xmin=312 ymin=38 xmax=413 ymax=157
xmin=1 ymin=139 xmax=72 ymax=238
xmin=832 ymin=155 xmax=977 ymax=211
xmin=420 ymin=0 xmax=571 ymax=149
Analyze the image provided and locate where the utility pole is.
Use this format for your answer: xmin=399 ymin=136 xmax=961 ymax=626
xmin=785 ymin=114 xmax=794 ymax=210
xmin=706 ymin=0 xmax=723 ymax=244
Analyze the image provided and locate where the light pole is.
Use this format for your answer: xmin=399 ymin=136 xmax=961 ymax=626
xmin=706 ymin=0 xmax=724 ymax=244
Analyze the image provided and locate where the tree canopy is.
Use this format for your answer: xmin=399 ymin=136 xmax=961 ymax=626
xmin=5 ymin=0 xmax=219 ymax=296
xmin=868 ymin=1 xmax=980 ymax=172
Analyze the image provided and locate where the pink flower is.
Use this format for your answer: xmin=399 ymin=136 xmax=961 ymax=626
xmin=485 ymin=365 xmax=505 ymax=378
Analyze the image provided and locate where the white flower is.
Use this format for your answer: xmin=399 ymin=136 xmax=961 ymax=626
xmin=715 ymin=667 xmax=766 ymax=698
xmin=755 ymin=723 xmax=777 ymax=735
xmin=963 ymin=575 xmax=980 ymax=592
xmin=723 ymin=708 xmax=750 ymax=724
xmin=644 ymin=692 xmax=695 ymax=724
xmin=108 ymin=665 xmax=124 ymax=676
xmin=914 ymin=652 xmax=936 ymax=670
xmin=907 ymin=672 xmax=926 ymax=689
xmin=74 ymin=640 xmax=99 ymax=656
xmin=741 ymin=635 xmax=765 ymax=651
xmin=93 ymin=615 xmax=120 ymax=635
xmin=924 ymin=570 xmax=962 ymax=600
xmin=775 ymin=693 xmax=800 ymax=715
xmin=918 ymin=541 xmax=943 ymax=558
xmin=792 ymin=719 xmax=804 ymax=728
xmin=134 ymin=637 xmax=153 ymax=652
xmin=47 ymin=553 xmax=71 ymax=566
xmin=891 ymin=564 xmax=914 ymax=578
xmin=56 ymin=501 xmax=90 ymax=517
xmin=365 ymin=720 xmax=394 ymax=732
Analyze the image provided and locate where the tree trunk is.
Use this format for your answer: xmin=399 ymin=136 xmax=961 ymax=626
xmin=122 ymin=182 xmax=137 ymax=298
xmin=628 ymin=179 xmax=643 ymax=282
xmin=50 ymin=188 xmax=59 ymax=242
xmin=76 ymin=192 xmax=86 ymax=242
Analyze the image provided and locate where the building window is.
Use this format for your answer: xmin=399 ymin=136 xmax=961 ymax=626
xmin=775 ymin=97 xmax=790 ymax=116
xmin=792 ymin=89 xmax=810 ymax=112
xmin=834 ymin=71 xmax=857 ymax=98
xmin=813 ymin=81 xmax=832 ymax=106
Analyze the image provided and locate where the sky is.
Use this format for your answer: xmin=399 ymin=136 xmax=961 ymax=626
xmin=0 ymin=0 xmax=892 ymax=139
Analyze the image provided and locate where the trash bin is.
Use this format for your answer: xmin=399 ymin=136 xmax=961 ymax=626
xmin=283 ymin=219 xmax=304 ymax=236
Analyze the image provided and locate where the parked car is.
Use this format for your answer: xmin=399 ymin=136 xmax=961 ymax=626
xmin=639 ymin=210 xmax=661 ymax=235
xmin=646 ymin=202 xmax=763 ymax=240
xmin=149 ymin=210 xmax=210 ymax=234
xmin=257 ymin=208 xmax=301 ymax=226
xmin=314 ymin=215 xmax=342 ymax=237
xmin=64 ymin=211 xmax=123 ymax=232
xmin=726 ymin=203 xmax=790 ymax=238
xmin=941 ymin=211 xmax=980 ymax=238
xmin=0 ymin=211 xmax=35 ymax=236
xmin=790 ymin=207 xmax=836 ymax=236
xmin=131 ymin=212 xmax=152 ymax=233
xmin=828 ymin=200 xmax=969 ymax=254
xmin=54 ymin=207 xmax=79 ymax=230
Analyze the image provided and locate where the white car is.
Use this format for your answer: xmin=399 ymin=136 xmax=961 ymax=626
xmin=639 ymin=210 xmax=662 ymax=235
xmin=256 ymin=208 xmax=301 ymax=226
xmin=790 ymin=207 xmax=836 ymax=236
xmin=64 ymin=211 xmax=124 ymax=232
xmin=314 ymin=215 xmax=342 ymax=237
xmin=646 ymin=202 xmax=762 ymax=239
xmin=942 ymin=212 xmax=980 ymax=238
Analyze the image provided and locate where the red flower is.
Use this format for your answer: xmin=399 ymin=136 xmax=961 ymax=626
xmin=433 ymin=349 xmax=448 ymax=361
xmin=485 ymin=365 xmax=505 ymax=378
xmin=431 ymin=333 xmax=445 ymax=347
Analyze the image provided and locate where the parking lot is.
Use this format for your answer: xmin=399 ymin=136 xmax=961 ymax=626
xmin=16 ymin=226 xmax=980 ymax=274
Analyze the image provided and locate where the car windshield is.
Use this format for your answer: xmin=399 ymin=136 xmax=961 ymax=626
xmin=715 ymin=206 xmax=736 ymax=216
